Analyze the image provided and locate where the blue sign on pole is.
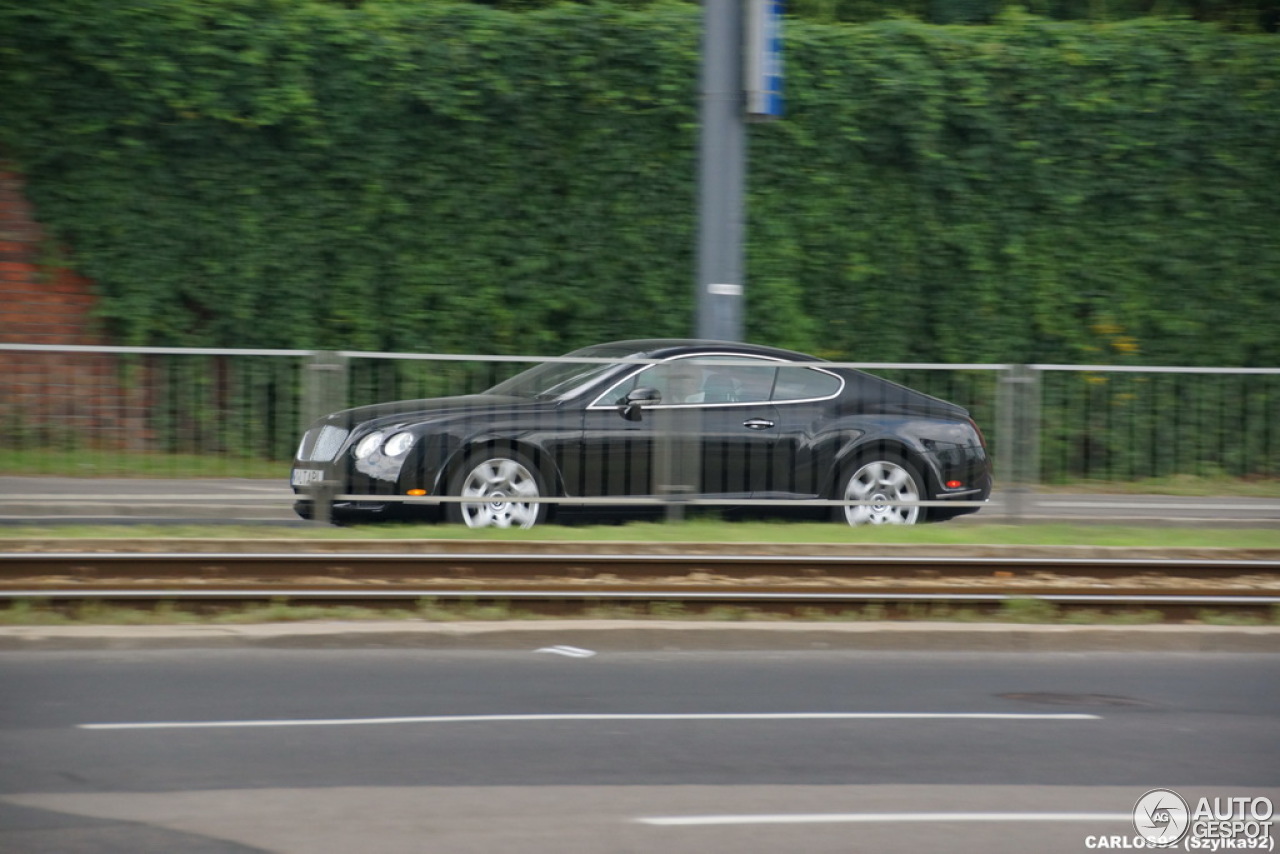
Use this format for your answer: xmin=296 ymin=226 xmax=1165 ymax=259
xmin=745 ymin=0 xmax=783 ymax=120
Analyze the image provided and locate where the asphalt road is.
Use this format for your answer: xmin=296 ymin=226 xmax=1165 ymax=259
xmin=1 ymin=649 xmax=1277 ymax=853
xmin=2 ymin=476 xmax=1279 ymax=525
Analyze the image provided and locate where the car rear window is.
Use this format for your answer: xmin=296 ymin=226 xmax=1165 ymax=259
xmin=772 ymin=366 xmax=842 ymax=401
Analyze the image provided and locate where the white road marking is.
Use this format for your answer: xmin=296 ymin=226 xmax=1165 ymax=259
xmin=637 ymin=812 xmax=1131 ymax=826
xmin=79 ymin=712 xmax=1100 ymax=731
xmin=535 ymin=645 xmax=597 ymax=658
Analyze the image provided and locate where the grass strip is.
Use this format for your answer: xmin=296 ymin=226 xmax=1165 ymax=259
xmin=2 ymin=520 xmax=1279 ymax=549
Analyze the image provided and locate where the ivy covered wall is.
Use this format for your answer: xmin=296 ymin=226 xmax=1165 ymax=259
xmin=1 ymin=0 xmax=1277 ymax=365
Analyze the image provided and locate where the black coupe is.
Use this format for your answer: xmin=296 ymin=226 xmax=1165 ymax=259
xmin=291 ymin=339 xmax=992 ymax=527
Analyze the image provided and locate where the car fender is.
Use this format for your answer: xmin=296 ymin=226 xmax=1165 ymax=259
xmin=437 ymin=435 xmax=567 ymax=497
xmin=827 ymin=433 xmax=940 ymax=498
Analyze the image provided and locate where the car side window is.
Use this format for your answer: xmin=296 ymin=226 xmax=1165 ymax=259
xmin=672 ymin=359 xmax=779 ymax=405
xmin=772 ymin=366 xmax=842 ymax=402
xmin=667 ymin=359 xmax=783 ymax=405
xmin=638 ymin=361 xmax=711 ymax=404
xmin=705 ymin=363 xmax=775 ymax=403
xmin=602 ymin=373 xmax=639 ymax=405
xmin=593 ymin=355 xmax=794 ymax=407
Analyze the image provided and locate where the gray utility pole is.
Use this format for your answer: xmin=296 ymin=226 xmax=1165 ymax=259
xmin=695 ymin=0 xmax=746 ymax=342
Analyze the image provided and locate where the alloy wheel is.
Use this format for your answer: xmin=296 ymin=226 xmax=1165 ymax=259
xmin=842 ymin=459 xmax=922 ymax=525
xmin=457 ymin=457 xmax=543 ymax=529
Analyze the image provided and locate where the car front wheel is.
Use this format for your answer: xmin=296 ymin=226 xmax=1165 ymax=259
xmin=447 ymin=451 xmax=548 ymax=529
xmin=839 ymin=458 xmax=924 ymax=526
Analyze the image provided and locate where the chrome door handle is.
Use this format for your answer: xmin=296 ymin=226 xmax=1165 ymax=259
xmin=743 ymin=419 xmax=775 ymax=430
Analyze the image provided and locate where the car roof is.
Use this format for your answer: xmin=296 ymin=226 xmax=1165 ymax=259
xmin=575 ymin=339 xmax=826 ymax=363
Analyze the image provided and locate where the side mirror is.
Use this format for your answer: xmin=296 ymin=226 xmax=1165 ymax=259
xmin=620 ymin=387 xmax=661 ymax=421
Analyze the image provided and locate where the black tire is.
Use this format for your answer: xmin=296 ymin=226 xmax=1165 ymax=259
xmin=445 ymin=450 xmax=549 ymax=529
xmin=835 ymin=456 xmax=925 ymax=526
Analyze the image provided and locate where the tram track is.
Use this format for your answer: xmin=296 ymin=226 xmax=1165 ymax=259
xmin=2 ymin=545 xmax=1278 ymax=621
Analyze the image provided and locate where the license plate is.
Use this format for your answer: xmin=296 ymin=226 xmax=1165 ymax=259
xmin=291 ymin=468 xmax=326 ymax=487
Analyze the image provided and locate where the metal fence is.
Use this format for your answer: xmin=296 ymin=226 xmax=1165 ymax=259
xmin=1 ymin=343 xmax=1277 ymax=522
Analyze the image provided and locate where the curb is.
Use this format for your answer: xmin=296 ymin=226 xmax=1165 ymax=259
xmin=1 ymin=621 xmax=1278 ymax=653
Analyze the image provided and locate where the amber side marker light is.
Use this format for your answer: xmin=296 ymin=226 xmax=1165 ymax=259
xmin=406 ymin=489 xmax=428 ymax=496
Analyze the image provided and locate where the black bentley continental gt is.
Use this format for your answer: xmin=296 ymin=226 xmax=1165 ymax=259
xmin=291 ymin=339 xmax=992 ymax=527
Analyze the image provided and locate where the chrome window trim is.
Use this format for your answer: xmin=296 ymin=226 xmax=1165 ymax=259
xmin=584 ymin=353 xmax=846 ymax=410
xmin=770 ymin=364 xmax=846 ymax=405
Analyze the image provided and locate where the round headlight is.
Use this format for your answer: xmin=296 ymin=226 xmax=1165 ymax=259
xmin=384 ymin=431 xmax=416 ymax=457
xmin=354 ymin=431 xmax=385 ymax=459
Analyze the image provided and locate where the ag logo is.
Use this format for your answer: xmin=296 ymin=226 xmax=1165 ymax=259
xmin=1134 ymin=788 xmax=1190 ymax=844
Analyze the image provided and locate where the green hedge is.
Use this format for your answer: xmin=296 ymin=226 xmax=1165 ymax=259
xmin=484 ymin=0 xmax=1279 ymax=32
xmin=2 ymin=0 xmax=1278 ymax=366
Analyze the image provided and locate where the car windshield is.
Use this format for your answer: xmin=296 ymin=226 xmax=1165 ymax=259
xmin=485 ymin=344 xmax=645 ymax=400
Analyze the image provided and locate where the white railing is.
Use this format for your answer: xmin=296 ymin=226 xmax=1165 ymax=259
xmin=1 ymin=343 xmax=1277 ymax=524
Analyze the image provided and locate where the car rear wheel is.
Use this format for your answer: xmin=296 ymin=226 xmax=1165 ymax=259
xmin=839 ymin=457 xmax=924 ymax=526
xmin=447 ymin=451 xmax=548 ymax=529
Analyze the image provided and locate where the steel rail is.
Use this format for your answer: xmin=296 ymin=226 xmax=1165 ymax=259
xmin=3 ymin=551 xmax=1278 ymax=580
xmin=2 ymin=552 xmax=1277 ymax=621
xmin=3 ymin=589 xmax=1277 ymax=606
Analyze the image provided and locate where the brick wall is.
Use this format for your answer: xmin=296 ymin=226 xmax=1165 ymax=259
xmin=0 ymin=165 xmax=103 ymax=345
xmin=0 ymin=163 xmax=149 ymax=451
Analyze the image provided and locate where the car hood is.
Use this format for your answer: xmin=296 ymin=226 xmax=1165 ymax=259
xmin=316 ymin=394 xmax=558 ymax=431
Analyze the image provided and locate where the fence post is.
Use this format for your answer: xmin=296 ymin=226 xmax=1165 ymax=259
xmin=653 ymin=407 xmax=701 ymax=523
xmin=997 ymin=364 xmax=1040 ymax=520
xmin=301 ymin=351 xmax=348 ymax=426
xmin=301 ymin=351 xmax=348 ymax=526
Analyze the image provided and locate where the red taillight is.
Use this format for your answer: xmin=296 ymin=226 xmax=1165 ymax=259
xmin=946 ymin=480 xmax=963 ymax=489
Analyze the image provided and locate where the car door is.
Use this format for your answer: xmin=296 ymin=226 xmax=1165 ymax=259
xmin=569 ymin=356 xmax=782 ymax=499
xmin=569 ymin=396 xmax=660 ymax=497
xmin=690 ymin=360 xmax=781 ymax=496
xmin=750 ymin=364 xmax=848 ymax=498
